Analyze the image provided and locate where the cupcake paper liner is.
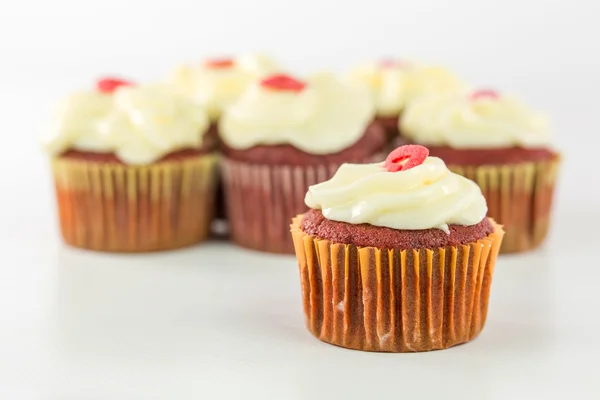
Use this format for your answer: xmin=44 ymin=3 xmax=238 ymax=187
xmin=221 ymin=154 xmax=382 ymax=254
xmin=291 ymin=216 xmax=504 ymax=352
xmin=449 ymin=155 xmax=560 ymax=253
xmin=52 ymin=153 xmax=218 ymax=252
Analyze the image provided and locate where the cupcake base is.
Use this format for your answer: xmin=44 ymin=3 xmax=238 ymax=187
xmin=291 ymin=216 xmax=504 ymax=352
xmin=447 ymin=155 xmax=560 ymax=253
xmin=52 ymin=153 xmax=218 ymax=252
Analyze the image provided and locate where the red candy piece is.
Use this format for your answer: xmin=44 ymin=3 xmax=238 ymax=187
xmin=96 ymin=77 xmax=133 ymax=93
xmin=380 ymin=58 xmax=410 ymax=69
xmin=470 ymin=89 xmax=499 ymax=101
xmin=205 ymin=58 xmax=235 ymax=68
xmin=380 ymin=58 xmax=401 ymax=68
xmin=385 ymin=145 xmax=429 ymax=172
xmin=380 ymin=58 xmax=397 ymax=67
xmin=260 ymin=74 xmax=306 ymax=92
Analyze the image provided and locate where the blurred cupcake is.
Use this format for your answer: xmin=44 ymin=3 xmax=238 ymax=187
xmin=168 ymin=53 xmax=280 ymax=125
xmin=43 ymin=78 xmax=218 ymax=252
xmin=168 ymin=53 xmax=280 ymax=223
xmin=291 ymin=145 xmax=504 ymax=352
xmin=346 ymin=59 xmax=465 ymax=141
xmin=401 ymin=89 xmax=560 ymax=253
xmin=219 ymin=72 xmax=386 ymax=254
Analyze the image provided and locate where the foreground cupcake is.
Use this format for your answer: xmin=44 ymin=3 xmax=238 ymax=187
xmin=219 ymin=72 xmax=386 ymax=253
xmin=401 ymin=90 xmax=560 ymax=253
xmin=291 ymin=145 xmax=504 ymax=352
xmin=43 ymin=78 xmax=218 ymax=252
xmin=346 ymin=60 xmax=465 ymax=141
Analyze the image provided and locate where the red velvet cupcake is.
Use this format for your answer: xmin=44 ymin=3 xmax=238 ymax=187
xmin=168 ymin=54 xmax=281 ymax=224
xmin=42 ymin=78 xmax=218 ymax=252
xmin=346 ymin=60 xmax=466 ymax=142
xmin=219 ymin=72 xmax=386 ymax=254
xmin=291 ymin=145 xmax=504 ymax=352
xmin=400 ymin=90 xmax=560 ymax=253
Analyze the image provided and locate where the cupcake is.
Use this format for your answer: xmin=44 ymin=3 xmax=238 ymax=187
xmin=43 ymin=77 xmax=218 ymax=252
xmin=219 ymin=72 xmax=386 ymax=254
xmin=291 ymin=145 xmax=504 ymax=352
xmin=401 ymin=89 xmax=560 ymax=253
xmin=168 ymin=53 xmax=281 ymax=223
xmin=168 ymin=53 xmax=280 ymax=126
xmin=346 ymin=60 xmax=465 ymax=141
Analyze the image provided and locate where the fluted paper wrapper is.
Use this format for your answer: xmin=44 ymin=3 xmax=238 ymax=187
xmin=221 ymin=154 xmax=382 ymax=254
xmin=449 ymin=155 xmax=560 ymax=253
xmin=291 ymin=216 xmax=504 ymax=352
xmin=52 ymin=153 xmax=218 ymax=252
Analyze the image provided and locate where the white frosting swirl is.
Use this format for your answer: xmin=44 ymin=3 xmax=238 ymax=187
xmin=346 ymin=62 xmax=465 ymax=117
xmin=43 ymin=90 xmax=114 ymax=155
xmin=403 ymin=65 xmax=466 ymax=103
xmin=43 ymin=84 xmax=210 ymax=165
xmin=346 ymin=62 xmax=409 ymax=117
xmin=168 ymin=53 xmax=280 ymax=120
xmin=219 ymin=72 xmax=375 ymax=154
xmin=305 ymin=157 xmax=487 ymax=232
xmin=401 ymin=92 xmax=550 ymax=148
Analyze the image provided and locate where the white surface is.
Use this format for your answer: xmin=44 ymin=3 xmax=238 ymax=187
xmin=1 ymin=0 xmax=600 ymax=398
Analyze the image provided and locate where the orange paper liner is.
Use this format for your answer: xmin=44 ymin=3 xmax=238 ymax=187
xmin=449 ymin=155 xmax=560 ymax=253
xmin=52 ymin=153 xmax=218 ymax=252
xmin=221 ymin=154 xmax=382 ymax=254
xmin=291 ymin=216 xmax=504 ymax=352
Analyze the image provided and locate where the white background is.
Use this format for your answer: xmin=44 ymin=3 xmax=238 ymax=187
xmin=0 ymin=1 xmax=599 ymax=398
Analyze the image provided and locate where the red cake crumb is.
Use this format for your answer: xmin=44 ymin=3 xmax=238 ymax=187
xmin=300 ymin=209 xmax=493 ymax=249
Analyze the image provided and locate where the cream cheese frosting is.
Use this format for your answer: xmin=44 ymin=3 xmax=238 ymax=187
xmin=346 ymin=61 xmax=465 ymax=117
xmin=219 ymin=72 xmax=375 ymax=154
xmin=346 ymin=62 xmax=409 ymax=117
xmin=43 ymin=90 xmax=114 ymax=156
xmin=401 ymin=91 xmax=550 ymax=148
xmin=304 ymin=157 xmax=487 ymax=232
xmin=168 ymin=53 xmax=280 ymax=120
xmin=43 ymin=84 xmax=210 ymax=165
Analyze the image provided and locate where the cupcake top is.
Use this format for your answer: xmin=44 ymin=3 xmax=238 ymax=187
xmin=401 ymin=89 xmax=550 ymax=148
xmin=43 ymin=78 xmax=210 ymax=165
xmin=168 ymin=53 xmax=280 ymax=120
xmin=305 ymin=145 xmax=487 ymax=233
xmin=219 ymin=72 xmax=376 ymax=154
xmin=346 ymin=59 xmax=465 ymax=117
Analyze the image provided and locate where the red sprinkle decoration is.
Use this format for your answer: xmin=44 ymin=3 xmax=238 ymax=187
xmin=205 ymin=58 xmax=235 ymax=68
xmin=385 ymin=145 xmax=429 ymax=172
xmin=470 ymin=89 xmax=499 ymax=101
xmin=260 ymin=74 xmax=306 ymax=92
xmin=96 ymin=77 xmax=133 ymax=93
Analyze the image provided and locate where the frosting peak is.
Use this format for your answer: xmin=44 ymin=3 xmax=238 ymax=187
xmin=219 ymin=72 xmax=375 ymax=154
xmin=401 ymin=91 xmax=550 ymax=148
xmin=304 ymin=155 xmax=487 ymax=232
